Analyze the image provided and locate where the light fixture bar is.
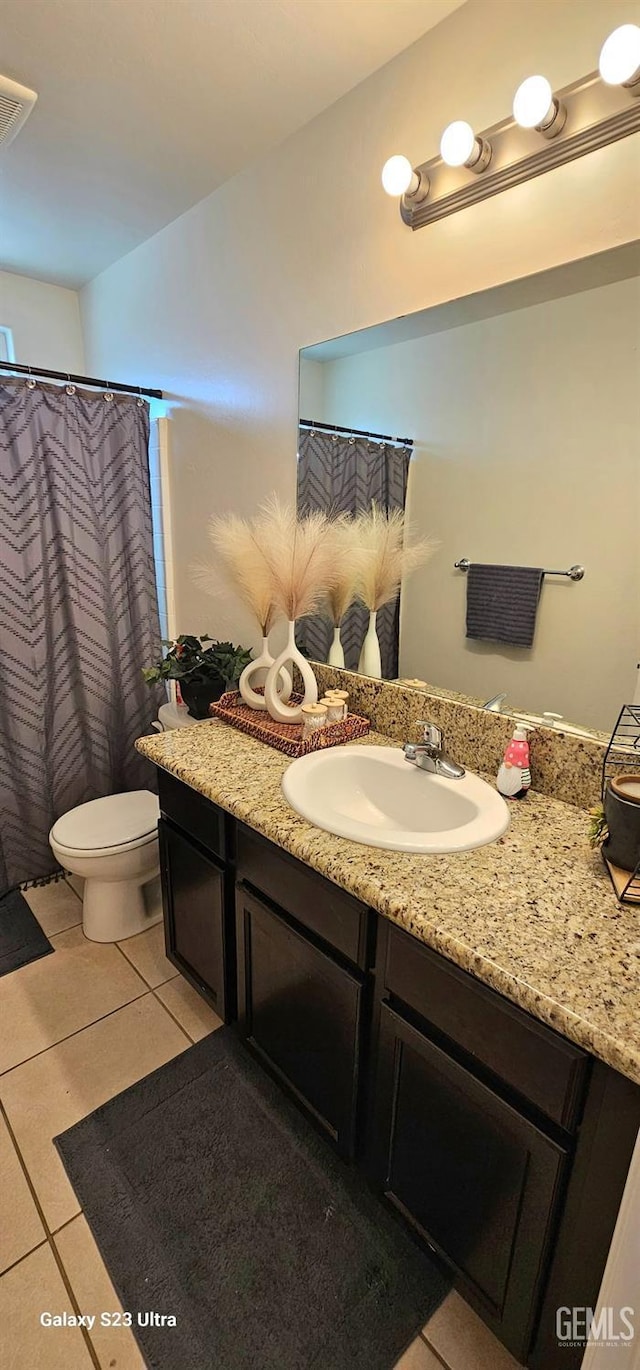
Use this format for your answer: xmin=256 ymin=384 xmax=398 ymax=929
xmin=401 ymin=71 xmax=640 ymax=230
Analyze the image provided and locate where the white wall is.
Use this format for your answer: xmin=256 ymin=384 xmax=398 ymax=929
xmin=80 ymin=0 xmax=640 ymax=652
xmin=582 ymin=1128 xmax=640 ymax=1370
xmin=0 ymin=270 xmax=84 ymax=372
xmin=315 ymin=275 xmax=640 ymax=733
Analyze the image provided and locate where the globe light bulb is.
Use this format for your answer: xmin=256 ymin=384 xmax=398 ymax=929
xmin=599 ymin=24 xmax=640 ymax=86
xmin=513 ymin=75 xmax=554 ymax=129
xmin=439 ymin=120 xmax=476 ymax=167
xmin=381 ymin=155 xmax=415 ymax=197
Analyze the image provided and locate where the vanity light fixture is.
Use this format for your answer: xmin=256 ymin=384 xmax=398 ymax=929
xmin=386 ymin=29 xmax=640 ymax=231
xmin=598 ymin=24 xmax=640 ymax=89
xmin=439 ymin=121 xmax=491 ymax=172
xmin=512 ymin=75 xmax=566 ymax=137
xmin=381 ymin=155 xmax=429 ymax=203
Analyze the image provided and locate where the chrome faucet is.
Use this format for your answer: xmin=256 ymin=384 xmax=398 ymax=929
xmin=403 ymin=722 xmax=465 ymax=779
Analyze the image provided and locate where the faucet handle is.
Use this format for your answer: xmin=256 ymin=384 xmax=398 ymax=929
xmin=418 ymin=720 xmax=442 ymax=748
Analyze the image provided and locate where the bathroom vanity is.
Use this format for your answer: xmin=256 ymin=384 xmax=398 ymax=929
xmin=140 ymin=721 xmax=640 ymax=1370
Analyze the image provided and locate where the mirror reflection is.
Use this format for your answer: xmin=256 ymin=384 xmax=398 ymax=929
xmin=298 ymin=244 xmax=640 ymax=735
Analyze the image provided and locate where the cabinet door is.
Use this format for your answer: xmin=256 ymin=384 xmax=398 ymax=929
xmin=159 ymin=817 xmax=228 ymax=1018
xmin=370 ymin=1004 xmax=568 ymax=1361
xmin=236 ymin=884 xmax=363 ymax=1156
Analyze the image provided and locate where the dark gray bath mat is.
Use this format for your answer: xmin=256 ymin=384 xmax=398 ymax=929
xmin=0 ymin=888 xmax=54 ymax=977
xmin=55 ymin=1027 xmax=449 ymax=1370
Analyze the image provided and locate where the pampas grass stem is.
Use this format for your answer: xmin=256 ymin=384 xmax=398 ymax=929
xmin=323 ymin=517 xmax=366 ymax=626
xmin=253 ymin=495 xmax=339 ymax=621
xmin=355 ymin=505 xmax=437 ymax=612
xmin=192 ymin=499 xmax=433 ymax=634
xmin=193 ymin=514 xmax=279 ymax=637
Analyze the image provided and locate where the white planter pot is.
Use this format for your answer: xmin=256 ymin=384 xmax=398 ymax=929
xmin=327 ymin=625 xmax=345 ymax=669
xmin=264 ymin=620 xmax=318 ymax=723
xmin=239 ymin=636 xmax=292 ymax=711
xmin=358 ymin=610 xmax=382 ymax=678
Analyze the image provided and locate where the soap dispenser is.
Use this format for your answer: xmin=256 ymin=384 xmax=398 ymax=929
xmin=497 ymin=724 xmax=533 ymax=799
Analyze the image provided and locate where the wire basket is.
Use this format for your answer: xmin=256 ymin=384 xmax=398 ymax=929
xmin=601 ymin=705 xmax=640 ymax=904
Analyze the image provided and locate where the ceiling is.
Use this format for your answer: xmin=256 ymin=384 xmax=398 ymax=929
xmin=0 ymin=0 xmax=464 ymax=290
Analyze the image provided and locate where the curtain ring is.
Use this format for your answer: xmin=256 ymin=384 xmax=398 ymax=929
xmin=348 ymin=436 xmax=355 ymax=444
xmin=104 ymin=390 xmax=114 ymax=402
xmin=66 ymin=383 xmax=76 ymax=396
xmin=332 ymin=434 xmax=338 ymax=442
xmin=26 ymin=377 xmax=36 ymax=390
xmin=136 ymin=396 xmax=144 ymax=407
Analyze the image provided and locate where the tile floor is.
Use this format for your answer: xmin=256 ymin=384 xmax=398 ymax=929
xmin=0 ymin=877 xmax=523 ymax=1370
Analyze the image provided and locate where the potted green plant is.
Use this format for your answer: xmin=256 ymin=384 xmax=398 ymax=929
xmin=143 ymin=635 xmax=253 ymax=719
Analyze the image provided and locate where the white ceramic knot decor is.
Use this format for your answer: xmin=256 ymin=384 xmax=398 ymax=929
xmin=239 ymin=635 xmax=293 ymax=711
xmin=264 ymin=621 xmax=318 ymax=723
xmin=206 ymin=496 xmax=339 ymax=723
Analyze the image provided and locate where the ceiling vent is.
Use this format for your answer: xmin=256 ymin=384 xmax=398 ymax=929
xmin=0 ymin=75 xmax=37 ymax=153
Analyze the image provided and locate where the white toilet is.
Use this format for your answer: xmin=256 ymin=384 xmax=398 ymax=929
xmin=49 ymin=790 xmax=161 ymax=943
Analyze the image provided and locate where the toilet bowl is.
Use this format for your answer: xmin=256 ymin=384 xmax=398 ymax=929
xmin=49 ymin=790 xmax=161 ymax=943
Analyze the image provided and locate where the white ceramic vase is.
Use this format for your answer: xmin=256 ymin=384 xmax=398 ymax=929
xmin=239 ymin=636 xmax=292 ymax=711
xmin=327 ymin=625 xmax=345 ymax=669
xmin=264 ymin=620 xmax=318 ymax=723
xmin=358 ymin=610 xmax=382 ymax=678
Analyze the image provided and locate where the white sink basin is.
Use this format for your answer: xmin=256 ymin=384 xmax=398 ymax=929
xmin=282 ymin=745 xmax=510 ymax=853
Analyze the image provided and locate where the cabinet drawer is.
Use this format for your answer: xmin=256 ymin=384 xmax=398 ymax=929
xmin=382 ymin=924 xmax=588 ymax=1131
xmin=236 ymin=824 xmax=370 ymax=969
xmin=370 ymin=1003 xmax=568 ymax=1360
xmin=158 ymin=769 xmax=226 ymax=862
xmin=236 ymin=883 xmax=364 ymax=1155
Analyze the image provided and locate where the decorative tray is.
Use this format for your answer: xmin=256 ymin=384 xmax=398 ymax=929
xmin=210 ymin=690 xmax=370 ymax=758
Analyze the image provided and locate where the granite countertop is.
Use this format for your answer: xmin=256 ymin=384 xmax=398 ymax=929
xmin=136 ymin=721 xmax=640 ymax=1087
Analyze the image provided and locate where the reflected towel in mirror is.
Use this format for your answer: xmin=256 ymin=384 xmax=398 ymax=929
xmin=465 ymin=564 xmax=544 ymax=648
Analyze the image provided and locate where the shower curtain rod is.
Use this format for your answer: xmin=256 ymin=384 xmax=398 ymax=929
xmin=299 ymin=418 xmax=413 ymax=447
xmin=0 ymin=359 xmax=163 ymax=400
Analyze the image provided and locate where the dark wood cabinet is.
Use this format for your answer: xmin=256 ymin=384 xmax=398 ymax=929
xmin=159 ymin=817 xmax=231 ymax=1019
xmin=381 ymin=921 xmax=588 ymax=1130
xmin=154 ymin=766 xmax=640 ymax=1370
xmin=370 ymin=1002 xmax=567 ymax=1361
xmin=157 ymin=769 xmax=236 ymax=1021
xmin=158 ymin=769 xmax=226 ymax=860
xmin=235 ymin=883 xmax=365 ymax=1156
xmin=236 ymin=824 xmax=371 ymax=968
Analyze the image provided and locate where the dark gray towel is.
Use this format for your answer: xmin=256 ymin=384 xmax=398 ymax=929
xmin=465 ymin=563 xmax=544 ymax=647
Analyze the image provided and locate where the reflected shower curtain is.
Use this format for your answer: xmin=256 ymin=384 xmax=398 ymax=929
xmin=0 ymin=379 xmax=163 ymax=890
xmin=296 ymin=427 xmax=412 ymax=677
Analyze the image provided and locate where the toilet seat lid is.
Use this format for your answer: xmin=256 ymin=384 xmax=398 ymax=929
xmin=51 ymin=790 xmax=160 ymax=852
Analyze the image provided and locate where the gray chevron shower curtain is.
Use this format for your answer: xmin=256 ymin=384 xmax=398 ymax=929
xmin=0 ymin=379 xmax=163 ymax=891
xmin=296 ymin=428 xmax=412 ymax=676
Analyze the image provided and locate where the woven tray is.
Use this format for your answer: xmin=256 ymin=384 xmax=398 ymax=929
xmin=210 ymin=690 xmax=370 ymax=758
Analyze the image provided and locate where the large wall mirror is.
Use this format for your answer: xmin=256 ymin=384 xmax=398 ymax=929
xmin=297 ymin=243 xmax=640 ymax=736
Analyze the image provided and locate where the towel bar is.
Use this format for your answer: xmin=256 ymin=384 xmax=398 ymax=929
xmin=454 ymin=559 xmax=585 ymax=581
